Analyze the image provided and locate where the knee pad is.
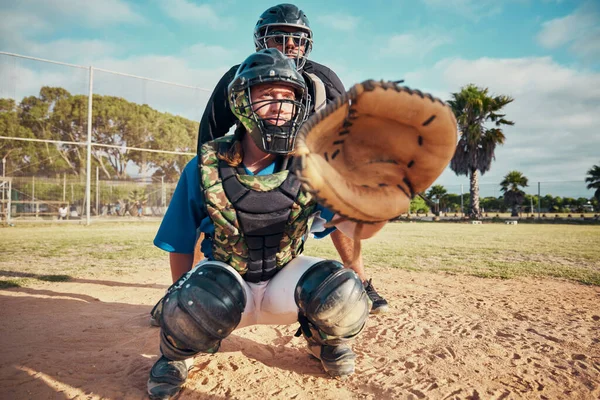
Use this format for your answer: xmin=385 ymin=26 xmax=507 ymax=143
xmin=155 ymin=263 xmax=246 ymax=360
xmin=294 ymin=260 xmax=369 ymax=345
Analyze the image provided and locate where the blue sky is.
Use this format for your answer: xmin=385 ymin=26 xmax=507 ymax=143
xmin=1 ymin=0 xmax=599 ymax=196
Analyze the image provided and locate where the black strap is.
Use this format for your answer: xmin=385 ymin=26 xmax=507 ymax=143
xmin=294 ymin=313 xmax=313 ymax=338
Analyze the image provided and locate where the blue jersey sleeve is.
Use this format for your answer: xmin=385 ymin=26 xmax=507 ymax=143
xmin=154 ymin=157 xmax=206 ymax=253
xmin=311 ymin=204 xmax=337 ymax=239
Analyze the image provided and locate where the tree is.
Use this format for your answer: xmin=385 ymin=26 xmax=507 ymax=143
xmin=18 ymin=87 xmax=87 ymax=176
xmin=585 ymin=163 xmax=600 ymax=203
xmin=410 ymin=196 xmax=430 ymax=214
xmin=0 ymin=98 xmax=36 ymax=175
xmin=524 ymin=194 xmax=539 ymax=213
xmin=500 ymin=170 xmax=528 ymax=217
xmin=444 ymin=193 xmax=462 ymax=213
xmin=448 ymin=84 xmax=514 ymax=219
xmin=480 ymin=196 xmax=503 ymax=213
xmin=553 ymin=196 xmax=564 ymax=212
xmin=1 ymin=86 xmax=198 ymax=180
xmin=540 ymin=194 xmax=554 ymax=211
xmin=148 ymin=114 xmax=197 ymax=181
xmin=426 ymin=184 xmax=447 ymax=215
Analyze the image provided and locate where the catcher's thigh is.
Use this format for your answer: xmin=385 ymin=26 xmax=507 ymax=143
xmin=236 ymin=255 xmax=326 ymax=328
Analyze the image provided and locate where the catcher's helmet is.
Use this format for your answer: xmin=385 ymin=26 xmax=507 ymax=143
xmin=254 ymin=4 xmax=313 ymax=70
xmin=228 ymin=48 xmax=310 ymax=155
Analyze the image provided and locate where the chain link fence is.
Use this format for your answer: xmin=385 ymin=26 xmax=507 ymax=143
xmin=0 ymin=51 xmax=209 ymax=223
xmin=1 ymin=52 xmax=597 ymax=223
xmin=422 ymin=181 xmax=597 ymax=219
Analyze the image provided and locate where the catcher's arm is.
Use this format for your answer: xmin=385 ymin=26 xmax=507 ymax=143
xmin=334 ymin=216 xmax=386 ymax=240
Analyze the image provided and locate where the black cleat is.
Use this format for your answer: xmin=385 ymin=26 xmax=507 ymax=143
xmin=364 ymin=279 xmax=389 ymax=314
xmin=147 ymin=356 xmax=188 ymax=400
xmin=306 ymin=339 xmax=357 ymax=379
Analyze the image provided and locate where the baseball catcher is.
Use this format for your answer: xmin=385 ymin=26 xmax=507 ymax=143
xmin=147 ymin=48 xmax=457 ymax=399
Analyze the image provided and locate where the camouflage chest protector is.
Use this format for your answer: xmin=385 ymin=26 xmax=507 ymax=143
xmin=199 ymin=138 xmax=317 ymax=283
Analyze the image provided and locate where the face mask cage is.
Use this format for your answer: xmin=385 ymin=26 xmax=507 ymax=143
xmin=231 ymin=80 xmax=311 ymax=154
xmin=256 ymin=26 xmax=313 ymax=70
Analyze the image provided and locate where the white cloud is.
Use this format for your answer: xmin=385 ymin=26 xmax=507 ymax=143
xmin=382 ymin=33 xmax=452 ymax=58
xmin=421 ymin=0 xmax=503 ymax=21
xmin=316 ymin=14 xmax=359 ymax=31
xmin=159 ymin=0 xmax=232 ymax=29
xmin=27 ymin=39 xmax=117 ymax=64
xmin=536 ymin=2 xmax=600 ymax=59
xmin=0 ymin=10 xmax=51 ymax=52
xmin=0 ymin=0 xmax=145 ymax=56
xmin=0 ymin=10 xmax=51 ymax=35
xmin=185 ymin=43 xmax=236 ymax=62
xmin=16 ymin=0 xmax=145 ymax=26
xmin=93 ymin=54 xmax=230 ymax=89
xmin=404 ymin=56 xmax=600 ymax=190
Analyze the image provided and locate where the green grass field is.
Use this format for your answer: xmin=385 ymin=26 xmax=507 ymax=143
xmin=1 ymin=221 xmax=599 ymax=288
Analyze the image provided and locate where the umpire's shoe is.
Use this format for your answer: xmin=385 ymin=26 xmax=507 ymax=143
xmin=147 ymin=356 xmax=188 ymax=400
xmin=364 ymin=279 xmax=389 ymax=314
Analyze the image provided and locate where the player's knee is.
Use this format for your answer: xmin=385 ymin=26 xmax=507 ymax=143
xmin=294 ymin=260 xmax=369 ymax=341
xmin=156 ymin=263 xmax=246 ymax=360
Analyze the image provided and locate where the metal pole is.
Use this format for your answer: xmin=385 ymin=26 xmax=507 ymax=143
xmin=1 ymin=158 xmax=4 ymax=222
xmin=1 ymin=158 xmax=5 ymax=217
xmin=530 ymin=196 xmax=533 ymax=216
xmin=161 ymin=176 xmax=165 ymax=208
xmin=96 ymin=166 xmax=99 ymax=216
xmin=7 ymin=179 xmax=11 ymax=224
xmin=529 ymin=196 xmax=533 ymax=214
xmin=460 ymin=184 xmax=464 ymax=216
xmin=63 ymin=173 xmax=66 ymax=202
xmin=537 ymin=182 xmax=541 ymax=219
xmin=32 ymin=176 xmax=36 ymax=219
xmin=85 ymin=66 xmax=93 ymax=225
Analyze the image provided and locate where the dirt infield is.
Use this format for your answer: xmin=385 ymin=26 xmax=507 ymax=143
xmin=1 ymin=265 xmax=598 ymax=400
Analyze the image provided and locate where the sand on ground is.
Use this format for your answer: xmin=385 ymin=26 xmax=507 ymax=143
xmin=1 ymin=266 xmax=599 ymax=400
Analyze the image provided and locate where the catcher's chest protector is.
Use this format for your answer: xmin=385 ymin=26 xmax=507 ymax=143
xmin=199 ymin=138 xmax=317 ymax=283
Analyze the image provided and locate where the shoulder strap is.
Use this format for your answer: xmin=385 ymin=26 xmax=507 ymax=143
xmin=304 ymin=72 xmax=327 ymax=112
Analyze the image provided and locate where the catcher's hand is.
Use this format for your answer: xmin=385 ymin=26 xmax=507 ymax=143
xmin=294 ymin=80 xmax=457 ymax=224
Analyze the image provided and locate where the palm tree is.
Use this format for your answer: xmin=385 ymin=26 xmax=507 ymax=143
xmin=500 ymin=171 xmax=528 ymax=217
xmin=585 ymin=163 xmax=600 ymax=203
xmin=448 ymin=84 xmax=514 ymax=219
xmin=426 ymin=185 xmax=448 ymax=215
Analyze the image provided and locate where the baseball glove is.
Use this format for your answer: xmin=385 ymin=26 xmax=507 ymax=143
xmin=294 ymin=80 xmax=458 ymax=224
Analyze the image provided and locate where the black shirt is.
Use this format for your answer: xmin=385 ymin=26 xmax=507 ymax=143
xmin=196 ymin=60 xmax=346 ymax=155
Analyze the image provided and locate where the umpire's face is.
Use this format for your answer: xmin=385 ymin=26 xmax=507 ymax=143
xmin=264 ymin=26 xmax=307 ymax=60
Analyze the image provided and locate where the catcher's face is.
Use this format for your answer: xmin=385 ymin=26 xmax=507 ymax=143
xmin=250 ymin=83 xmax=297 ymax=126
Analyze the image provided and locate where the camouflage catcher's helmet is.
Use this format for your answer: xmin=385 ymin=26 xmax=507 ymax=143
xmin=254 ymin=3 xmax=313 ymax=70
xmin=228 ymin=48 xmax=310 ymax=155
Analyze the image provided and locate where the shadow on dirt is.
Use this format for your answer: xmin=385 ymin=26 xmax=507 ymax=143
xmin=1 ymin=284 xmax=324 ymax=399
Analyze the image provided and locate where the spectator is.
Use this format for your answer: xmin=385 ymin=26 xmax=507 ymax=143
xmin=58 ymin=205 xmax=68 ymax=220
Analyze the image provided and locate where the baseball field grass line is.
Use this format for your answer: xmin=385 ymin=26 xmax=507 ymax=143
xmin=1 ymin=222 xmax=599 ymax=287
